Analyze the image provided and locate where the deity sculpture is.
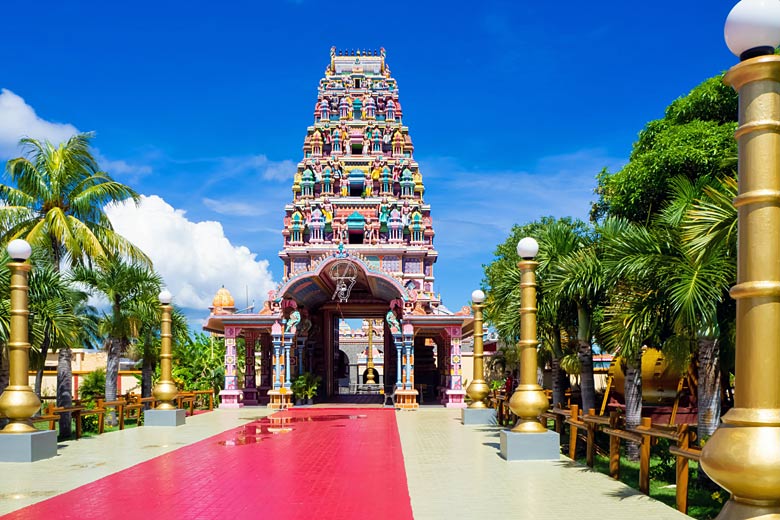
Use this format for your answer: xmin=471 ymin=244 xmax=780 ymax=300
xmin=385 ymin=308 xmax=401 ymax=335
xmin=339 ymin=96 xmax=350 ymax=119
xmin=286 ymin=309 xmax=301 ymax=334
xmin=292 ymin=170 xmax=302 ymax=198
xmin=413 ymin=170 xmax=424 ymax=200
xmin=340 ymin=170 xmax=350 ymax=197
xmin=363 ymin=169 xmax=373 ymax=197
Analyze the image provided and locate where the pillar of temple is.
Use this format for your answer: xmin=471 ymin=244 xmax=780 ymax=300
xmin=441 ymin=326 xmax=466 ymax=408
xmin=267 ymin=321 xmax=292 ymax=410
xmin=395 ymin=322 xmax=418 ymax=409
xmin=219 ymin=326 xmax=243 ymax=408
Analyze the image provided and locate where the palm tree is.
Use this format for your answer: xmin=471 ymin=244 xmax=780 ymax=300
xmin=541 ymin=222 xmax=604 ymax=413
xmin=599 ymin=217 xmax=674 ymax=460
xmin=72 ymin=259 xmax=161 ymax=424
xmin=0 ymin=132 xmax=148 ymax=436
xmin=483 ymin=218 xmax=589 ymax=409
xmin=27 ymin=258 xmax=91 ymax=397
xmin=675 ymin=175 xmax=737 ymax=447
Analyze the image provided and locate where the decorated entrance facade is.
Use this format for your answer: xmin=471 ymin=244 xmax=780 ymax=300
xmin=204 ymin=48 xmax=470 ymax=409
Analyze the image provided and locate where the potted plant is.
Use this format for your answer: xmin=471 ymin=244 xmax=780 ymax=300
xmin=292 ymin=376 xmax=307 ymax=405
xmin=302 ymin=372 xmax=322 ymax=405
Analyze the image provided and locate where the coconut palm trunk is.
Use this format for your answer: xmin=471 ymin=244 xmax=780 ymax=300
xmin=57 ymin=347 xmax=73 ymax=437
xmin=624 ymin=354 xmax=643 ymax=461
xmin=105 ymin=337 xmax=122 ymax=426
xmin=34 ymin=325 xmax=52 ymax=397
xmin=696 ymin=336 xmax=721 ymax=487
xmin=576 ymin=305 xmax=596 ymax=413
xmin=550 ymin=326 xmax=567 ymax=407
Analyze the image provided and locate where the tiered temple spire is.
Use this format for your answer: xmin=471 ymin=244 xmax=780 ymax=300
xmin=280 ymin=46 xmax=438 ymax=309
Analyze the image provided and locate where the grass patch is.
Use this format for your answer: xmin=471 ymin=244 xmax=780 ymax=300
xmin=575 ymin=445 xmax=724 ymax=520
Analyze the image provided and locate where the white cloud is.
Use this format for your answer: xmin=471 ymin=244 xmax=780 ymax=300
xmin=106 ymin=195 xmax=277 ymax=311
xmin=203 ymin=155 xmax=296 ymax=186
xmin=202 ymin=197 xmax=266 ymax=217
xmin=0 ymin=89 xmax=79 ymax=158
xmin=93 ymin=150 xmax=153 ymax=182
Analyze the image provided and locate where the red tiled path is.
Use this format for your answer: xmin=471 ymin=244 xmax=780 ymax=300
xmin=3 ymin=409 xmax=413 ymax=520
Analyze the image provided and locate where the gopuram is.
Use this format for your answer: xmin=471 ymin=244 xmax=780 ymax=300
xmin=204 ymin=48 xmax=470 ymax=410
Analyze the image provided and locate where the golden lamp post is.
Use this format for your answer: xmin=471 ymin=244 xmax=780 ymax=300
xmin=699 ymin=1 xmax=780 ymax=518
xmin=508 ymin=237 xmax=549 ymax=433
xmin=366 ymin=319 xmax=377 ymax=385
xmin=0 ymin=239 xmax=38 ymax=433
xmin=466 ymin=289 xmax=489 ymax=408
xmin=153 ymin=289 xmax=178 ymax=410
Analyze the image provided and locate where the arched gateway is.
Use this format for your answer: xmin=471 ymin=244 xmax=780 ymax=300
xmin=204 ymin=48 xmax=471 ymax=410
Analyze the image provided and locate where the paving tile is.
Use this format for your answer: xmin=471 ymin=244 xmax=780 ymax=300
xmin=0 ymin=406 xmax=693 ymax=519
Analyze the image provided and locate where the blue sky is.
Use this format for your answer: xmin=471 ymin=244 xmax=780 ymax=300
xmin=0 ymin=1 xmax=738 ymax=318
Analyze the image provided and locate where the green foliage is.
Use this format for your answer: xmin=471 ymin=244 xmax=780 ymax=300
xmin=79 ymin=369 xmax=105 ymax=433
xmin=592 ymin=74 xmax=738 ymax=224
xmin=80 ymin=369 xmax=106 ymax=402
xmin=0 ymin=132 xmax=149 ymax=267
xmin=170 ymin=333 xmax=225 ymax=394
xmin=292 ymin=372 xmax=322 ymax=400
xmin=593 ymin=121 xmax=736 ymax=224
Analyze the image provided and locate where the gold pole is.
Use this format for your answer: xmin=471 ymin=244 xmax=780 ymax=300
xmin=508 ymin=258 xmax=549 ymax=433
xmin=366 ymin=320 xmax=376 ymax=384
xmin=0 ymin=259 xmax=39 ymax=433
xmin=153 ymin=298 xmax=178 ymax=410
xmin=699 ymin=54 xmax=780 ymax=519
xmin=466 ymin=292 xmax=489 ymax=408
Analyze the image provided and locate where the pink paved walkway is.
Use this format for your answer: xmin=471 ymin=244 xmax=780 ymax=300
xmin=3 ymin=409 xmax=413 ymax=520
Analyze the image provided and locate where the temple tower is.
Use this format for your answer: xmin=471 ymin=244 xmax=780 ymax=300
xmin=206 ymin=48 xmax=470 ymax=410
xmin=280 ymin=47 xmax=437 ymax=303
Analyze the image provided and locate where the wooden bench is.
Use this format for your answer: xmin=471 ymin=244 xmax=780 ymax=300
xmin=48 ymin=403 xmax=106 ymax=438
xmin=192 ymin=389 xmax=215 ymax=411
xmin=32 ymin=412 xmax=60 ymax=431
xmin=127 ymin=393 xmax=157 ymax=410
xmin=98 ymin=398 xmax=146 ymax=430
xmin=174 ymin=392 xmax=194 ymax=415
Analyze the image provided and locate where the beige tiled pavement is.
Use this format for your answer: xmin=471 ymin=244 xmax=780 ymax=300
xmin=397 ymin=407 xmax=692 ymax=520
xmin=0 ymin=406 xmax=691 ymax=519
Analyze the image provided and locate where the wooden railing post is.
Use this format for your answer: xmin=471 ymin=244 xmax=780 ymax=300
xmin=638 ymin=417 xmax=652 ymax=495
xmin=676 ymin=424 xmax=690 ymax=514
xmin=609 ymin=411 xmax=620 ymax=480
xmin=586 ymin=408 xmax=596 ymax=468
xmin=568 ymin=404 xmax=579 ymax=460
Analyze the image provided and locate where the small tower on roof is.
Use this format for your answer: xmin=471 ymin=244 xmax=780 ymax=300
xmin=210 ymin=286 xmax=236 ymax=315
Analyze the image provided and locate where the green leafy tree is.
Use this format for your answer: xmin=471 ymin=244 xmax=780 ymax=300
xmin=592 ymin=75 xmax=738 ymax=224
xmin=0 ymin=132 xmax=149 ymax=436
xmin=71 ymin=259 xmax=161 ymax=424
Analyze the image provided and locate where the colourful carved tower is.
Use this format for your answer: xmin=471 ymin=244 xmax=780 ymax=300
xmin=279 ymin=47 xmax=438 ymax=306
xmin=206 ymin=48 xmax=470 ymax=410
